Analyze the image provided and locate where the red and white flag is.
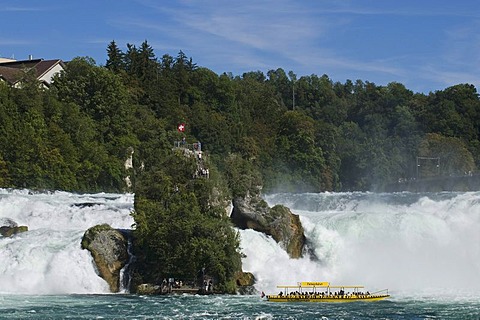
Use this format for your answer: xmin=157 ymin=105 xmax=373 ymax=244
xmin=177 ymin=123 xmax=185 ymax=132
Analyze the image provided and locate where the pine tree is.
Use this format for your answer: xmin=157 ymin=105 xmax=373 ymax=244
xmin=105 ymin=40 xmax=125 ymax=73
xmin=138 ymin=40 xmax=158 ymax=83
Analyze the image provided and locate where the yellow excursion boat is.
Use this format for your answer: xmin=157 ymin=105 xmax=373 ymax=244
xmin=266 ymin=282 xmax=390 ymax=303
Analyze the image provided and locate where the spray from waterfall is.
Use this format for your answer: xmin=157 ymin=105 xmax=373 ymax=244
xmin=242 ymin=192 xmax=480 ymax=297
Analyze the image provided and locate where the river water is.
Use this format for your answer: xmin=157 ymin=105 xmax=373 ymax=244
xmin=1 ymin=294 xmax=479 ymax=319
xmin=1 ymin=189 xmax=479 ymax=319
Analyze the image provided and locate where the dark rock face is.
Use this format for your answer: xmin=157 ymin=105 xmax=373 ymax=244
xmin=231 ymin=194 xmax=305 ymax=258
xmin=81 ymin=224 xmax=129 ymax=292
xmin=0 ymin=225 xmax=28 ymax=237
xmin=0 ymin=218 xmax=28 ymax=237
xmin=235 ymin=271 xmax=257 ymax=295
xmin=235 ymin=271 xmax=255 ymax=286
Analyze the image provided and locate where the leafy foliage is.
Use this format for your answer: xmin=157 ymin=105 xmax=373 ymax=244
xmin=1 ymin=40 xmax=480 ymax=291
xmin=131 ymin=152 xmax=241 ymax=292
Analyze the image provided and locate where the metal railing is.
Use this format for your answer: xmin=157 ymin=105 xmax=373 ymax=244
xmin=173 ymin=141 xmax=202 ymax=152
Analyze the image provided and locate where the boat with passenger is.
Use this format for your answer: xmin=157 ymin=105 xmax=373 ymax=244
xmin=266 ymin=281 xmax=390 ymax=302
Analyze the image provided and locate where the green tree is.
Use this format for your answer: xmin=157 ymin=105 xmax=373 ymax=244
xmin=337 ymin=121 xmax=368 ymax=190
xmin=418 ymin=133 xmax=476 ymax=177
xmin=132 ymin=151 xmax=241 ymax=292
xmin=272 ymin=110 xmax=327 ymax=192
xmin=0 ymin=153 xmax=10 ymax=187
xmin=105 ymin=40 xmax=125 ymax=73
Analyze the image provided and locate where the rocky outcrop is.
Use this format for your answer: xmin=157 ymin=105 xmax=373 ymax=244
xmin=124 ymin=146 xmax=134 ymax=192
xmin=136 ymin=283 xmax=162 ymax=295
xmin=81 ymin=224 xmax=129 ymax=292
xmin=231 ymin=193 xmax=305 ymax=258
xmin=0 ymin=225 xmax=28 ymax=237
xmin=0 ymin=218 xmax=28 ymax=237
xmin=235 ymin=271 xmax=255 ymax=286
xmin=235 ymin=271 xmax=256 ymax=295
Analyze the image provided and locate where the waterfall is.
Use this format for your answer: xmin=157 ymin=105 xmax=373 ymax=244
xmin=0 ymin=189 xmax=134 ymax=294
xmin=119 ymin=229 xmax=135 ymax=293
xmin=241 ymin=192 xmax=480 ymax=297
xmin=2 ymin=188 xmax=479 ymax=297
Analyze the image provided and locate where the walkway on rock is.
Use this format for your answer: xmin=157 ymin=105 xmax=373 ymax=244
xmin=173 ymin=140 xmax=209 ymax=179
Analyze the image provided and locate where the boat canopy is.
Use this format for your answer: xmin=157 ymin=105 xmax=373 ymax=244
xmin=300 ymin=282 xmax=329 ymax=287
xmin=276 ymin=282 xmax=364 ymax=289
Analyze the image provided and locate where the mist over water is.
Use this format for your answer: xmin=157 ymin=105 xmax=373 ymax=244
xmin=241 ymin=192 xmax=480 ymax=299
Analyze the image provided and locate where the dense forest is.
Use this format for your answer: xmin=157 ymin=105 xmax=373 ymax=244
xmin=1 ymin=40 xmax=478 ymax=193
xmin=1 ymin=40 xmax=479 ymax=290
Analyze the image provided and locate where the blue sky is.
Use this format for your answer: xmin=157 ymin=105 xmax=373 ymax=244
xmin=1 ymin=0 xmax=479 ymax=93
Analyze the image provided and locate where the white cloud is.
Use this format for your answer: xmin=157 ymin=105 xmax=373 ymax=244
xmin=111 ymin=0 xmax=480 ymax=92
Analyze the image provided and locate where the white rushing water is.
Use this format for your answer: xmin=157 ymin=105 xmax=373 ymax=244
xmin=0 ymin=189 xmax=134 ymax=294
xmin=1 ymin=189 xmax=480 ymax=300
xmin=241 ymin=192 xmax=480 ymax=299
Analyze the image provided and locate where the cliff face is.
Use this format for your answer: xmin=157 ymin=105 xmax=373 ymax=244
xmin=231 ymin=193 xmax=305 ymax=258
xmin=81 ymin=224 xmax=129 ymax=292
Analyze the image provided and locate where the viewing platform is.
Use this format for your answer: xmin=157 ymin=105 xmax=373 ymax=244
xmin=173 ymin=140 xmax=209 ymax=179
xmin=173 ymin=140 xmax=202 ymax=152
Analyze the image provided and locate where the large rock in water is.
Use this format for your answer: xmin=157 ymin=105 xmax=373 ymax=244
xmin=235 ymin=271 xmax=257 ymax=295
xmin=81 ymin=224 xmax=129 ymax=292
xmin=0 ymin=218 xmax=28 ymax=237
xmin=0 ymin=225 xmax=28 ymax=237
xmin=136 ymin=283 xmax=162 ymax=295
xmin=231 ymin=193 xmax=305 ymax=258
xmin=235 ymin=271 xmax=255 ymax=286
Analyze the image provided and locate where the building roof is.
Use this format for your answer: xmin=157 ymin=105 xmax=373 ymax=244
xmin=0 ymin=58 xmax=16 ymax=63
xmin=0 ymin=58 xmax=65 ymax=86
xmin=0 ymin=65 xmax=22 ymax=84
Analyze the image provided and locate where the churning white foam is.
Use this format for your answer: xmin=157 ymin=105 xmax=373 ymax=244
xmin=0 ymin=189 xmax=134 ymax=294
xmin=241 ymin=192 xmax=480 ymax=298
xmin=3 ymin=189 xmax=479 ymax=298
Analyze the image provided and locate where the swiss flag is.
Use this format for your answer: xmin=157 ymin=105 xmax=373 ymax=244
xmin=177 ymin=123 xmax=185 ymax=132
